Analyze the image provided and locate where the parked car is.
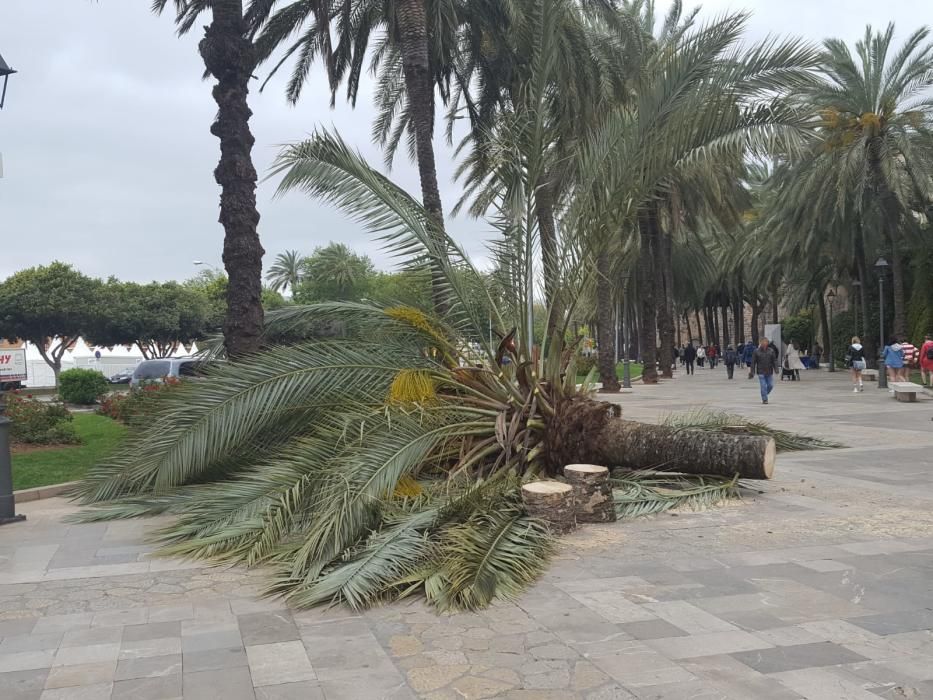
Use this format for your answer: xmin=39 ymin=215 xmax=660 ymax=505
xmin=130 ymin=358 xmax=207 ymax=387
xmin=109 ymin=369 xmax=134 ymax=384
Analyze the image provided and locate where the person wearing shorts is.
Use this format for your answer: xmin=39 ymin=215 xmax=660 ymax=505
xmin=847 ymin=336 xmax=866 ymax=392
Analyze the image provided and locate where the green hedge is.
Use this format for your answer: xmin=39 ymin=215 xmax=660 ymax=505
xmin=59 ymin=368 xmax=110 ymax=405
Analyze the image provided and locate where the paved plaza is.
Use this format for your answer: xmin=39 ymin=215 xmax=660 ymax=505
xmin=1 ymin=367 xmax=932 ymax=699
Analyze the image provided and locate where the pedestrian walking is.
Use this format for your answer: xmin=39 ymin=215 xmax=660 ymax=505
xmin=724 ymin=345 xmax=737 ymax=379
xmin=749 ymin=337 xmax=779 ymax=404
xmin=899 ymin=338 xmax=917 ymax=382
xmin=920 ymin=334 xmax=933 ymax=388
xmin=882 ymin=339 xmax=904 ymax=391
xmin=811 ymin=342 xmax=823 ymax=369
xmin=846 ymin=336 xmax=866 ymax=392
xmin=784 ymin=340 xmax=805 ymax=381
xmin=683 ymin=343 xmax=696 ymax=375
xmin=697 ymin=345 xmax=706 ymax=368
xmin=708 ymin=344 xmax=718 ymax=369
xmin=743 ymin=342 xmax=755 ymax=368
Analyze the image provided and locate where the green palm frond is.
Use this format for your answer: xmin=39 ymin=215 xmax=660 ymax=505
xmin=612 ymin=472 xmax=741 ymax=518
xmin=662 ymin=409 xmax=844 ymax=450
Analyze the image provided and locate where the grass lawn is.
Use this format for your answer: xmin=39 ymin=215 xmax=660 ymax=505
xmin=577 ymin=362 xmax=644 ymax=383
xmin=12 ymin=413 xmax=126 ymax=491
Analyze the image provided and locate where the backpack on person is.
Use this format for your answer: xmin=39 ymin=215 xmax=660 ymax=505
xmin=927 ymin=345 xmax=933 ymax=361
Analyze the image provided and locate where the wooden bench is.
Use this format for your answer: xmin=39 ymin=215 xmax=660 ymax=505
xmin=891 ymin=382 xmax=924 ymax=402
xmin=861 ymin=369 xmax=878 ymax=381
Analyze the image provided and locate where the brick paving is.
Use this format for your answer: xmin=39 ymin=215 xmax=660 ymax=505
xmin=1 ymin=367 xmax=932 ymax=698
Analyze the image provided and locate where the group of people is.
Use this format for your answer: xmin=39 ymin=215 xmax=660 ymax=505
xmin=846 ymin=334 xmax=933 ymax=392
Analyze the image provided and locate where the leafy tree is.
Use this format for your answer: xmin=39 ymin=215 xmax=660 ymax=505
xmin=87 ymin=281 xmax=210 ymax=359
xmin=0 ymin=262 xmax=101 ymax=385
xmin=293 ymin=243 xmax=374 ymax=303
xmin=265 ymin=250 xmax=304 ymax=294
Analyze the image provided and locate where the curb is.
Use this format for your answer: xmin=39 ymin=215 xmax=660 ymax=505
xmin=14 ymin=481 xmax=79 ymax=503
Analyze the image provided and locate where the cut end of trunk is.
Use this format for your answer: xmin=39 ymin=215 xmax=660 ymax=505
xmin=762 ymin=438 xmax=776 ymax=480
xmin=564 ymin=464 xmax=609 ymax=476
xmin=522 ymin=481 xmax=573 ymax=496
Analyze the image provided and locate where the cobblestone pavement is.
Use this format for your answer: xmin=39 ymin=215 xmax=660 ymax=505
xmin=2 ymin=368 xmax=932 ymax=699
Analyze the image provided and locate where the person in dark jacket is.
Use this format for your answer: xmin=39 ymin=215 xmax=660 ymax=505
xmin=749 ymin=337 xmax=779 ymax=404
xmin=742 ymin=342 xmax=755 ymax=368
xmin=682 ymin=343 xmax=697 ymax=375
xmin=723 ymin=345 xmax=738 ymax=379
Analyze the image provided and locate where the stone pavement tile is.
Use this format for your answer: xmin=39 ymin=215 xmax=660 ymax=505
xmin=867 ymin=654 xmax=933 ymax=682
xmin=797 ymin=559 xmax=853 ymax=573
xmin=769 ymin=667 xmax=883 ymax=700
xmin=582 ymin=684 xmax=638 ymax=699
xmin=123 ymin=621 xmax=182 ymax=643
xmin=714 ymin=610 xmax=789 ymax=632
xmin=752 ymin=626 xmax=827 ymax=647
xmin=148 ymin=605 xmax=195 ymax=623
xmin=618 ymin=620 xmax=689 ymax=641
xmin=120 ymin=636 xmax=183 ymax=660
xmin=553 ymin=577 xmax=649 ymax=594
xmin=838 ymin=540 xmax=926 ymax=556
xmin=691 ymin=593 xmax=773 ymax=615
xmin=0 ymin=634 xmax=64 ymax=653
xmin=531 ymin=605 xmax=631 ymax=647
xmin=681 ymin=654 xmax=803 ymax=700
xmin=38 ymin=682 xmax=114 ymax=699
xmin=44 ymin=661 xmax=116 ymax=689
xmin=645 ymin=630 xmax=773 ymax=660
xmin=870 ymin=680 xmax=933 ymax=700
xmin=52 ymin=643 xmax=120 ymax=668
xmin=111 ymin=673 xmax=182 ymax=700
xmin=731 ymin=641 xmax=868 ymax=674
xmin=847 ymin=609 xmax=933 ymax=636
xmin=0 ymin=619 xmax=38 ymax=637
xmin=237 ymin=611 xmax=299 ymax=646
xmin=0 ymin=668 xmax=50 ymax=700
xmin=0 ymin=649 xmax=55 ymax=673
xmin=627 ymin=679 xmax=733 ymax=699
xmin=589 ymin=640 xmax=696 ymax=688
xmin=253 ymin=681 xmax=326 ymax=700
xmin=114 ymin=653 xmax=182 ymax=680
xmin=569 ymin=591 xmax=659 ymax=624
xmin=246 ymin=641 xmax=316 ymax=686
xmin=92 ymin=608 xmax=148 ymax=628
xmin=318 ymin=677 xmax=415 ymax=700
xmin=642 ymin=601 xmax=739 ymax=635
xmin=183 ymin=667 xmax=256 ymax=700
xmin=61 ymin=626 xmax=124 ymax=648
xmin=31 ymin=613 xmax=93 ymax=635
xmin=181 ymin=626 xmax=242 ymax=654
xmin=182 ymin=646 xmax=248 ymax=673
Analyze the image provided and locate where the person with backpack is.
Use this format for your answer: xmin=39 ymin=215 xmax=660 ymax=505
xmin=682 ymin=343 xmax=697 ymax=375
xmin=920 ymin=334 xmax=933 ymax=388
xmin=723 ymin=345 xmax=737 ymax=379
xmin=846 ymin=336 xmax=866 ymax=392
xmin=882 ymin=338 xmax=904 ymax=391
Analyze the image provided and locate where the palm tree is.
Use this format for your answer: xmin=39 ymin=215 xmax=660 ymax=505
xmin=251 ymin=0 xmax=458 ymax=311
xmin=799 ymin=24 xmax=933 ymax=338
xmin=265 ymin=250 xmax=304 ymax=295
xmin=155 ymin=0 xmax=267 ymax=357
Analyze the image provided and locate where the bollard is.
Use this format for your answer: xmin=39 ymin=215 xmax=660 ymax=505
xmin=0 ymin=408 xmax=27 ymax=525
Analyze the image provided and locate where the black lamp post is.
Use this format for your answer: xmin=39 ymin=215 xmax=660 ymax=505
xmin=875 ymin=257 xmax=889 ymax=389
xmin=826 ymin=289 xmax=836 ymax=373
xmin=0 ymin=51 xmax=16 ymax=110
xmin=0 ymin=404 xmax=26 ymax=525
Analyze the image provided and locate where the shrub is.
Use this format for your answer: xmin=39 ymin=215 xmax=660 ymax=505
xmin=5 ymin=394 xmax=80 ymax=445
xmin=59 ymin=368 xmax=110 ymax=405
xmin=575 ymin=354 xmax=598 ymax=375
xmin=97 ymin=379 xmax=181 ymax=425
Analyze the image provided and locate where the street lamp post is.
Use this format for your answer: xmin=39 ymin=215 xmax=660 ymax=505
xmin=0 ymin=404 xmax=26 ymax=525
xmin=0 ymin=51 xmax=16 ymax=110
xmin=826 ymin=289 xmax=836 ymax=373
xmin=875 ymin=258 xmax=889 ymax=389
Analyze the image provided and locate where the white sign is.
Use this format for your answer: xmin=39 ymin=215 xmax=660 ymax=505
xmin=0 ymin=348 xmax=27 ymax=382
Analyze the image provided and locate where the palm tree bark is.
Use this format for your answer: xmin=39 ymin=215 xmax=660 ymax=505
xmin=817 ymin=293 xmax=831 ymax=365
xmin=595 ymin=251 xmax=620 ymax=392
xmin=396 ymin=0 xmax=447 ymax=313
xmin=637 ymin=209 xmax=659 ymax=384
xmin=199 ymin=0 xmax=265 ymax=357
xmin=536 ymin=181 xmax=562 ymax=342
xmin=720 ymin=304 xmax=730 ymax=348
xmin=889 ymin=237 xmax=907 ymax=338
xmin=733 ymin=286 xmax=744 ymax=344
xmin=750 ymin=301 xmax=760 ymax=344
xmin=694 ymin=309 xmax=704 ymax=346
xmin=854 ymin=239 xmax=877 ymax=365
xmin=656 ymin=229 xmax=674 ymax=378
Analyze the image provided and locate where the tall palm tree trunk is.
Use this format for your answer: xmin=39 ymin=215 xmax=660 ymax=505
xmin=694 ymin=309 xmax=704 ymax=345
xmin=656 ymin=229 xmax=675 ymax=378
xmin=889 ymin=236 xmax=907 ymax=338
xmin=536 ymin=182 xmax=562 ymax=342
xmin=595 ymin=251 xmax=620 ymax=391
xmin=817 ymin=293 xmax=831 ymax=366
xmin=396 ymin=0 xmax=447 ymax=313
xmin=733 ymin=286 xmax=744 ymax=344
xmin=637 ymin=209 xmax=659 ymax=384
xmin=854 ymin=236 xmax=877 ymax=365
xmin=200 ymin=0 xmax=264 ymax=357
xmin=720 ymin=304 xmax=730 ymax=348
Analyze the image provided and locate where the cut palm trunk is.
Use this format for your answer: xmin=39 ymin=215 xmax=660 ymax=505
xmin=564 ymin=464 xmax=615 ymax=523
xmin=521 ymin=481 xmax=576 ymax=533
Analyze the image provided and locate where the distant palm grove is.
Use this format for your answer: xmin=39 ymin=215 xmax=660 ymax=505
xmin=68 ymin=0 xmax=933 ymax=610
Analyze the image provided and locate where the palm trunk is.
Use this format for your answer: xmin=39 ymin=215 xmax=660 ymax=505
xmin=396 ymin=0 xmax=447 ymax=314
xmin=720 ymin=304 xmax=730 ymax=348
xmin=817 ymin=293 xmax=831 ymax=365
xmin=657 ymin=229 xmax=674 ymax=378
xmin=854 ymin=239 xmax=876 ymax=365
xmin=771 ymin=282 xmax=779 ymax=324
xmin=750 ymin=302 xmax=760 ymax=344
xmin=595 ymin=251 xmax=620 ymax=392
xmin=890 ymin=237 xmax=907 ymax=338
xmin=199 ymin=0 xmax=265 ymax=358
xmin=536 ymin=182 xmax=561 ymax=342
xmin=637 ymin=209 xmax=659 ymax=384
xmin=694 ymin=309 xmax=704 ymax=346
xmin=733 ymin=288 xmax=744 ymax=344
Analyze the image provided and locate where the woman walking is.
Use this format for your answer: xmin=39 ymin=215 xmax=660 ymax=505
xmin=847 ymin=336 xmax=866 ymax=392
xmin=882 ymin=339 xmax=904 ymax=391
xmin=697 ymin=345 xmax=706 ymax=368
xmin=921 ymin=334 xmax=933 ymax=388
xmin=784 ymin=340 xmax=805 ymax=380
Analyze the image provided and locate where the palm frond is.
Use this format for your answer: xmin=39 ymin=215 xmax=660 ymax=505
xmin=612 ymin=472 xmax=741 ymax=518
xmin=662 ymin=409 xmax=844 ymax=450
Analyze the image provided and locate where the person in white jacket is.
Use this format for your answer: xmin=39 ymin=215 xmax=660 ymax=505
xmin=784 ymin=341 xmax=805 ymax=380
xmin=696 ymin=345 xmax=706 ymax=368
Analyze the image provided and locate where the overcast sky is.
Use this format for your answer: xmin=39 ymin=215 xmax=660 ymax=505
xmin=0 ymin=0 xmax=922 ymax=283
